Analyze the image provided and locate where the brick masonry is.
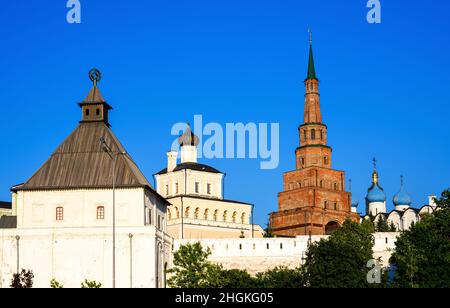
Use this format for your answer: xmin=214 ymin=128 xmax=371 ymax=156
xmin=270 ymin=63 xmax=359 ymax=236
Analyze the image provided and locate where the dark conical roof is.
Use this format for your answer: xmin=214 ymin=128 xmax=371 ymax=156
xmin=307 ymin=44 xmax=317 ymax=80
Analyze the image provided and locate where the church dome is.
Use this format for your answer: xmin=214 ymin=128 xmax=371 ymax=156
xmin=393 ymin=176 xmax=412 ymax=206
xmin=366 ymin=184 xmax=386 ymax=203
xmin=366 ymin=168 xmax=386 ymax=203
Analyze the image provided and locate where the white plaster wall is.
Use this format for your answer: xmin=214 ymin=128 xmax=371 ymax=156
xmin=156 ymin=170 xmax=223 ymax=199
xmin=15 ymin=188 xmax=153 ymax=229
xmin=367 ymin=202 xmax=387 ymax=216
xmin=0 ymin=226 xmax=172 ymax=288
xmin=174 ymin=233 xmax=399 ymax=274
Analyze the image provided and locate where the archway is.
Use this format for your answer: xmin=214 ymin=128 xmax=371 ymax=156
xmin=325 ymin=221 xmax=341 ymax=235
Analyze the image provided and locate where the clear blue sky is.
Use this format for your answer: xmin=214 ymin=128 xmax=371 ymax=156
xmin=1 ymin=0 xmax=449 ymax=226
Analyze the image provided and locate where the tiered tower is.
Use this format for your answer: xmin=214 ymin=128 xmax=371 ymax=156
xmin=270 ymin=36 xmax=360 ymax=236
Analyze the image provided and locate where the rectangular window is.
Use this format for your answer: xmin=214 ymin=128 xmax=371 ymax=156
xmin=56 ymin=207 xmax=64 ymax=221
xmin=175 ymin=183 xmax=179 ymax=194
xmin=207 ymin=183 xmax=211 ymax=195
xmin=165 ymin=185 xmax=169 ymax=196
xmin=195 ymin=182 xmax=200 ymax=193
xmin=96 ymin=108 xmax=100 ymax=116
xmin=97 ymin=206 xmax=105 ymax=220
xmin=148 ymin=209 xmax=152 ymax=225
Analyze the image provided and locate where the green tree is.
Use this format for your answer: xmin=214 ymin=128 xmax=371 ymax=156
xmin=361 ymin=218 xmax=375 ymax=234
xmin=50 ymin=279 xmax=64 ymax=288
xmin=264 ymin=219 xmax=275 ymax=238
xmin=390 ymin=191 xmax=450 ymax=288
xmin=81 ymin=280 xmax=102 ymax=288
xmin=435 ymin=189 xmax=450 ymax=209
xmin=10 ymin=270 xmax=34 ymax=289
xmin=302 ymin=220 xmax=379 ymax=288
xmin=255 ymin=266 xmax=305 ymax=288
xmin=220 ymin=269 xmax=256 ymax=288
xmin=167 ymin=242 xmax=223 ymax=288
xmin=375 ymin=215 xmax=389 ymax=232
xmin=389 ymin=222 xmax=397 ymax=232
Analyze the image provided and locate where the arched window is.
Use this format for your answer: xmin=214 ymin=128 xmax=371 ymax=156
xmin=320 ymin=130 xmax=323 ymax=140
xmin=304 ymin=130 xmax=307 ymax=141
xmin=334 ymin=183 xmax=338 ymax=190
xmin=241 ymin=213 xmax=247 ymax=224
xmin=324 ymin=201 xmax=328 ymax=209
xmin=204 ymin=209 xmax=209 ymax=220
xmin=232 ymin=212 xmax=237 ymax=223
xmin=223 ymin=211 xmax=228 ymax=222
xmin=96 ymin=206 xmax=105 ymax=220
xmin=56 ymin=207 xmax=64 ymax=221
xmin=324 ymin=156 xmax=328 ymax=165
xmin=213 ymin=210 xmax=219 ymax=221
xmin=167 ymin=209 xmax=172 ymax=221
xmin=175 ymin=207 xmax=180 ymax=219
xmin=320 ymin=180 xmax=324 ymax=188
xmin=334 ymin=203 xmax=338 ymax=210
xmin=194 ymin=208 xmax=200 ymax=219
xmin=185 ymin=207 xmax=190 ymax=218
xmin=311 ymin=129 xmax=316 ymax=140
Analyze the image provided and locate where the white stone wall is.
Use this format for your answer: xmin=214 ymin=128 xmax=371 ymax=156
xmin=155 ymin=169 xmax=224 ymax=199
xmin=367 ymin=201 xmax=386 ymax=217
xmin=174 ymin=233 xmax=399 ymax=275
xmin=0 ymin=226 xmax=172 ymax=288
xmin=15 ymin=188 xmax=165 ymax=230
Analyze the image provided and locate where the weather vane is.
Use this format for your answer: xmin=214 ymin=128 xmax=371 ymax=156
xmin=89 ymin=68 xmax=102 ymax=87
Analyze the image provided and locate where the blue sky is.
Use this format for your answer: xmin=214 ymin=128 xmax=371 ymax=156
xmin=0 ymin=0 xmax=449 ymax=226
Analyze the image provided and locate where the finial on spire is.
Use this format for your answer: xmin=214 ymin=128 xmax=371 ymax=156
xmin=306 ymin=30 xmax=317 ymax=80
xmin=400 ymin=175 xmax=404 ymax=187
xmin=308 ymin=28 xmax=313 ymax=46
xmin=89 ymin=68 xmax=102 ymax=87
xmin=373 ymin=157 xmax=377 ymax=170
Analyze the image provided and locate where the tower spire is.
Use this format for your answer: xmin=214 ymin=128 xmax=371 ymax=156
xmin=306 ymin=29 xmax=317 ymax=80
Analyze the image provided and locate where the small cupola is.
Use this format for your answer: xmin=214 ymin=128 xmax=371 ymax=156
xmin=78 ymin=69 xmax=113 ymax=126
xmin=393 ymin=176 xmax=412 ymax=211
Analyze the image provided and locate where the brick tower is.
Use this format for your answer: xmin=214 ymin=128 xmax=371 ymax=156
xmin=270 ymin=37 xmax=360 ymax=237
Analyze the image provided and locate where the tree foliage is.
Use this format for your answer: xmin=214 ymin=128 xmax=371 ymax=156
xmin=375 ymin=215 xmax=390 ymax=232
xmin=302 ymin=220 xmax=378 ymax=288
xmin=10 ymin=270 xmax=34 ymax=289
xmin=167 ymin=242 xmax=223 ymax=288
xmin=255 ymin=266 xmax=305 ymax=288
xmin=390 ymin=190 xmax=450 ymax=288
xmin=50 ymin=279 xmax=64 ymax=288
xmin=81 ymin=280 xmax=102 ymax=288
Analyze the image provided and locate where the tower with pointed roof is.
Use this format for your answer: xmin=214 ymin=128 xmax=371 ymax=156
xmin=6 ymin=70 xmax=171 ymax=288
xmin=270 ymin=35 xmax=360 ymax=236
